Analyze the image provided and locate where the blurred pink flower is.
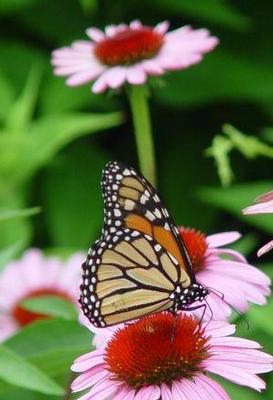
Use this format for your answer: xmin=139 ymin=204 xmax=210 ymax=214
xmin=178 ymin=227 xmax=271 ymax=320
xmin=72 ymin=312 xmax=273 ymax=400
xmin=243 ymin=190 xmax=273 ymax=256
xmin=0 ymin=249 xmax=84 ymax=341
xmin=52 ymin=20 xmax=218 ymax=93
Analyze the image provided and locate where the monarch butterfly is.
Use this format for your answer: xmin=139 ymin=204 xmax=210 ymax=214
xmin=80 ymin=161 xmax=208 ymax=327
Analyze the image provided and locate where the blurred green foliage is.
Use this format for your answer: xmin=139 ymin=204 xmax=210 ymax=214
xmin=0 ymin=0 xmax=272 ymax=398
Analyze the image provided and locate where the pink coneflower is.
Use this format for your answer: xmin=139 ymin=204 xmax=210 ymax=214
xmin=72 ymin=312 xmax=273 ymax=400
xmin=52 ymin=20 xmax=218 ymax=93
xmin=179 ymin=227 xmax=271 ymax=320
xmin=0 ymin=249 xmax=84 ymax=341
xmin=243 ymin=190 xmax=273 ymax=257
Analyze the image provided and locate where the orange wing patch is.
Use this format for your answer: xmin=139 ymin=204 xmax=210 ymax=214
xmin=125 ymin=214 xmax=187 ymax=271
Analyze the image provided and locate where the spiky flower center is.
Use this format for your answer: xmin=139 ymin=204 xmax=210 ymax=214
xmin=179 ymin=227 xmax=208 ymax=272
xmin=105 ymin=313 xmax=210 ymax=388
xmin=94 ymin=28 xmax=164 ymax=66
xmin=12 ymin=288 xmax=71 ymax=326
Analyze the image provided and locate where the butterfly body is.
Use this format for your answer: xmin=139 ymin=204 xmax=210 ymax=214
xmin=80 ymin=161 xmax=208 ymax=327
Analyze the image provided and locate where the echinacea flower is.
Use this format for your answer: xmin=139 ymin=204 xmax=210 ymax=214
xmin=0 ymin=249 xmax=84 ymax=341
xmin=243 ymin=190 xmax=273 ymax=257
xmin=72 ymin=312 xmax=273 ymax=400
xmin=52 ymin=20 xmax=218 ymax=93
xmin=179 ymin=227 xmax=271 ymax=320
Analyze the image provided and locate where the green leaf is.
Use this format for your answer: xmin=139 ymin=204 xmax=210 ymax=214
xmin=247 ymin=296 xmax=273 ymax=337
xmin=0 ymin=70 xmax=15 ymax=121
xmin=198 ymin=182 xmax=273 ymax=234
xmin=0 ymin=41 xmax=46 ymax=94
xmin=228 ymin=233 xmax=258 ymax=256
xmin=40 ymin=74 xmax=118 ymax=115
xmin=5 ymin=62 xmax=43 ymax=133
xmin=0 ymin=240 xmax=24 ymax=271
xmin=5 ymin=319 xmax=92 ymax=377
xmin=0 ymin=111 xmax=123 ymax=189
xmin=78 ymin=0 xmax=97 ymax=13
xmin=44 ymin=141 xmax=107 ymax=248
xmin=0 ymin=207 xmax=40 ymax=222
xmin=0 ymin=345 xmax=64 ymax=396
xmin=151 ymin=0 xmax=250 ymax=30
xmin=21 ymin=296 xmax=77 ymax=320
xmin=0 ymin=0 xmax=41 ymax=14
xmin=0 ymin=196 xmax=33 ymax=251
xmin=154 ymin=49 xmax=273 ymax=108
xmin=262 ymin=127 xmax=273 ymax=144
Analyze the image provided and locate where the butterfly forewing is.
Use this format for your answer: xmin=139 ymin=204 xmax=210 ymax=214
xmin=101 ymin=161 xmax=194 ymax=279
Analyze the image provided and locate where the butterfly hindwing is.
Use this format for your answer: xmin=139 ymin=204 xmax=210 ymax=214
xmin=81 ymin=228 xmax=192 ymax=327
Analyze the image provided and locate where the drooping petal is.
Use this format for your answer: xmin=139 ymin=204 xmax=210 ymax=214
xmin=206 ymin=231 xmax=241 ymax=248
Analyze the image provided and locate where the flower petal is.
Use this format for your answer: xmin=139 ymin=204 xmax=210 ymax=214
xmin=206 ymin=231 xmax=241 ymax=247
xmin=86 ymin=27 xmax=105 ymax=42
xmin=243 ymin=200 xmax=273 ymax=215
xmin=126 ymin=65 xmax=147 ymax=85
xmin=257 ymin=240 xmax=273 ymax=257
xmin=194 ymin=375 xmax=231 ymax=400
xmin=154 ymin=21 xmax=169 ymax=34
xmin=134 ymin=385 xmax=160 ymax=400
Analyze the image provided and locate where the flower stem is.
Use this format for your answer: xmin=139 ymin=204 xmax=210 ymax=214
xmin=128 ymin=85 xmax=157 ymax=186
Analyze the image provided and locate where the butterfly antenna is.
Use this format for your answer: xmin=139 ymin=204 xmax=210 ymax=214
xmin=203 ymin=298 xmax=213 ymax=327
xmin=207 ymin=287 xmax=249 ymax=330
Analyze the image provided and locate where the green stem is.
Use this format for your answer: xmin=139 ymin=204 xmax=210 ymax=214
xmin=128 ymin=85 xmax=157 ymax=186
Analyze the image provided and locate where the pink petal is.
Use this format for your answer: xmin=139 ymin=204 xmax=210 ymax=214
xmin=141 ymin=60 xmax=164 ymax=75
xmin=206 ymin=231 xmax=241 ymax=248
xmin=243 ymin=200 xmax=273 ymax=215
xmin=130 ymin=20 xmax=143 ymax=30
xmin=92 ymin=67 xmax=127 ymax=93
xmin=205 ymin=364 xmax=266 ymax=391
xmin=71 ymin=366 xmax=108 ymax=392
xmin=212 ymin=248 xmax=247 ymax=263
xmin=66 ymin=67 xmax=105 ymax=86
xmin=134 ymin=385 xmax=160 ymax=400
xmin=154 ymin=21 xmax=169 ymax=34
xmin=210 ymin=336 xmax=261 ymax=349
xmin=112 ymin=385 xmax=136 ymax=400
xmin=71 ymin=349 xmax=105 ymax=372
xmin=86 ymin=28 xmax=105 ymax=42
xmin=105 ymin=66 xmax=127 ymax=89
xmin=0 ymin=315 xmax=18 ymax=342
xmin=204 ymin=259 xmax=271 ymax=286
xmin=171 ymin=381 xmax=190 ymax=400
xmin=92 ymin=72 xmax=109 ymax=93
xmin=258 ymin=240 xmax=273 ymax=257
xmin=84 ymin=378 xmax=120 ymax=400
xmin=126 ymin=65 xmax=147 ymax=85
xmin=105 ymin=25 xmax=119 ymax=37
xmin=160 ymin=383 xmax=172 ymax=400
xmin=194 ymin=375 xmax=231 ymax=400
xmin=204 ymin=321 xmax=235 ymax=338
xmin=256 ymin=190 xmax=273 ymax=203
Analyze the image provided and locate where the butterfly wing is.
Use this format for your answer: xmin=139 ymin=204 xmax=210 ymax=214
xmin=80 ymin=161 xmax=195 ymax=327
xmin=101 ymin=161 xmax=195 ymax=280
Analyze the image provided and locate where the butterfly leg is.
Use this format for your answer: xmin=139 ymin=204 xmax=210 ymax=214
xmin=184 ymin=303 xmax=207 ymax=324
xmin=170 ymin=313 xmax=178 ymax=344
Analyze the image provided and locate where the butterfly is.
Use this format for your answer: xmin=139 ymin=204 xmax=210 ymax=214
xmin=80 ymin=161 xmax=208 ymax=327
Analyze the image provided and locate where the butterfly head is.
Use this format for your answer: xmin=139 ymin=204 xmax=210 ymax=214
xmin=175 ymin=283 xmax=209 ymax=311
